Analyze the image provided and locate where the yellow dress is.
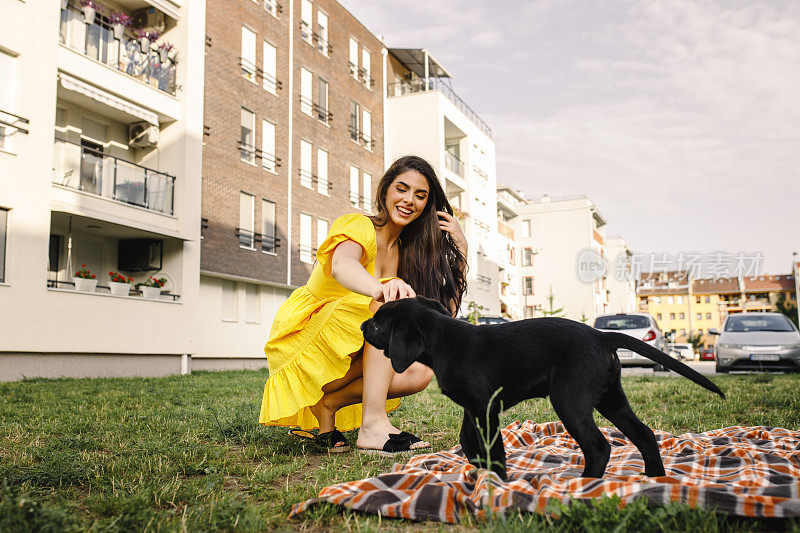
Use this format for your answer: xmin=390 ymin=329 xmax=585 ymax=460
xmin=258 ymin=213 xmax=402 ymax=431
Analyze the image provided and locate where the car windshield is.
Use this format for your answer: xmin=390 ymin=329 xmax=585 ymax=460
xmin=594 ymin=315 xmax=650 ymax=330
xmin=724 ymin=315 xmax=794 ymax=332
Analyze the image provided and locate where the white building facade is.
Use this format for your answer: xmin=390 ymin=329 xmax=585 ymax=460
xmin=0 ymin=0 xmax=205 ymax=381
xmin=496 ymin=185 xmax=526 ymax=320
xmin=516 ymin=195 xmax=609 ymax=322
xmin=605 ymin=236 xmax=636 ymax=314
xmin=383 ymin=49 xmax=500 ymax=316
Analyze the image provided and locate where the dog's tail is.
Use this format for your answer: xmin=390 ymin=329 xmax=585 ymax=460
xmin=605 ymin=332 xmax=725 ymax=399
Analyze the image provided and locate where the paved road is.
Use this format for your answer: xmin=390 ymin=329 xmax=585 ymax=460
xmin=621 ymin=361 xmax=717 ymax=376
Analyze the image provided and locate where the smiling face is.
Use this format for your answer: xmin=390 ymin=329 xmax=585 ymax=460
xmin=384 ymin=170 xmax=430 ymax=227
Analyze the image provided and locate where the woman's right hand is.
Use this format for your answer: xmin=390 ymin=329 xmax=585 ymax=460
xmin=372 ymin=278 xmax=416 ymax=303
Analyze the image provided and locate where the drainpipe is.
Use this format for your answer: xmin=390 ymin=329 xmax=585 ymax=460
xmin=286 ymin=0 xmax=294 ymax=286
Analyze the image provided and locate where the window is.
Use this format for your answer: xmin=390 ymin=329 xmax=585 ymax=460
xmin=696 ymin=313 xmax=702 ymax=320
xmin=316 ymin=78 xmax=329 ymax=124
xmin=362 ymin=172 xmax=372 ymax=212
xmin=349 ymin=101 xmax=360 ymax=142
xmin=667 ymin=296 xmax=674 ymax=304
xmin=241 ymin=26 xmax=256 ymax=82
xmin=349 ymin=165 xmax=359 ymax=207
xmin=240 ymin=108 xmax=255 ymax=164
xmin=264 ymin=0 xmax=279 ymax=17
xmin=48 ymin=234 xmax=61 ymax=279
xmin=522 ymin=219 xmax=531 ymax=238
xmin=523 ymin=248 xmax=533 ymax=266
xmin=79 ymin=138 xmax=104 ymax=196
xmin=316 ymin=148 xmax=328 ymax=195
xmin=261 ymin=120 xmax=276 ymax=172
xmin=523 ymin=276 xmax=533 ymax=295
xmin=669 ymin=313 xmax=675 ymax=320
xmin=677 ymin=296 xmax=683 ymax=304
xmin=299 ymin=140 xmax=313 ymax=188
xmin=679 ymin=328 xmax=686 ymax=336
xmin=361 ymin=48 xmax=371 ymax=86
xmin=348 ymin=37 xmax=358 ymax=78
xmin=679 ymin=312 xmax=685 ymax=320
xmin=239 ymin=192 xmax=255 ymax=248
xmin=299 ymin=213 xmax=313 ymax=263
xmin=317 ymin=11 xmax=328 ymax=55
xmin=654 ymin=296 xmax=661 ymax=304
xmin=245 ymin=283 xmax=260 ymax=323
xmin=317 ymin=218 xmax=328 ymax=247
xmin=361 ymin=109 xmax=371 ymax=148
xmin=300 ymin=68 xmax=313 ymax=116
xmin=263 ymin=41 xmax=278 ymax=94
xmin=524 ymin=306 xmax=535 ymax=319
xmin=0 ymin=208 xmax=7 ymax=282
xmin=261 ymin=199 xmax=276 ymax=254
xmin=0 ymin=51 xmax=17 ymax=152
xmin=221 ymin=280 xmax=237 ymax=321
xmin=657 ymin=313 xmax=663 ymax=320
xmin=300 ymin=0 xmax=313 ymax=42
xmin=705 ymin=296 xmax=710 ymax=303
xmin=706 ymin=312 xmax=712 ymax=320
xmin=696 ymin=296 xmax=701 ymax=304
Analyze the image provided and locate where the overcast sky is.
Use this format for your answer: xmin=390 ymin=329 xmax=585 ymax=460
xmin=342 ymin=0 xmax=800 ymax=275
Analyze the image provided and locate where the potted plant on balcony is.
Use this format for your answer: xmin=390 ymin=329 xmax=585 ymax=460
xmin=157 ymin=41 xmax=173 ymax=63
xmin=109 ymin=11 xmax=132 ymax=40
xmin=73 ymin=264 xmax=98 ymax=292
xmin=140 ymin=276 xmax=167 ymax=300
xmin=80 ymin=0 xmax=100 ymax=24
xmin=108 ymin=271 xmax=133 ymax=296
xmin=136 ymin=29 xmax=160 ymax=54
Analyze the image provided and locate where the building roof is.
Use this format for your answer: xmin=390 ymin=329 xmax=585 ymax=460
xmin=692 ymin=277 xmax=740 ymax=294
xmin=387 ymin=48 xmax=451 ymax=78
xmin=743 ymin=274 xmax=795 ymax=292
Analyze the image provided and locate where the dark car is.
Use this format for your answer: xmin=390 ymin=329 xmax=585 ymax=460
xmin=699 ymin=348 xmax=715 ymax=361
xmin=458 ymin=315 xmax=510 ymax=325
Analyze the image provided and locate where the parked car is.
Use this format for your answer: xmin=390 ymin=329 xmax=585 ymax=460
xmin=458 ymin=315 xmax=510 ymax=325
xmin=593 ymin=313 xmax=668 ymax=370
xmin=668 ymin=343 xmax=695 ymax=361
xmin=699 ymin=348 xmax=715 ymax=361
xmin=711 ymin=313 xmax=800 ymax=373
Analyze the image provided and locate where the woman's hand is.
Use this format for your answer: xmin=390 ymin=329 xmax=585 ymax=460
xmin=372 ymin=278 xmax=416 ymax=303
xmin=437 ymin=210 xmax=468 ymax=258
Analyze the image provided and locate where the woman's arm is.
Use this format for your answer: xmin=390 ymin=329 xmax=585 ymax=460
xmin=331 ymin=240 xmax=415 ymax=303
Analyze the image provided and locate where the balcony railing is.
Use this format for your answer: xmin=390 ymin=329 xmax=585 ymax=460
xmin=299 ymin=96 xmax=332 ymax=124
xmin=239 ymin=58 xmax=283 ymax=94
xmin=348 ymin=63 xmax=374 ymax=88
xmin=59 ymin=3 xmax=177 ymax=95
xmin=387 ymin=78 xmax=492 ymax=138
xmin=444 ymin=150 xmax=464 ymax=176
xmin=53 ymin=137 xmax=175 ymax=215
xmin=236 ymin=228 xmax=281 ymax=253
xmin=47 ymin=279 xmax=181 ymax=300
xmin=349 ymin=126 xmax=374 ymax=150
xmin=238 ymin=141 xmax=282 ymax=171
xmin=0 ymin=109 xmax=29 ymax=152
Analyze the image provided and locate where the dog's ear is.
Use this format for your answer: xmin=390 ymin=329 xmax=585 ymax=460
xmin=387 ymin=322 xmax=424 ymax=374
xmin=415 ymin=296 xmax=451 ymax=316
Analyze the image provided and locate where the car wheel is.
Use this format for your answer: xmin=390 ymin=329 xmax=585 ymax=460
xmin=653 ymin=364 xmax=666 ymax=372
xmin=716 ymin=364 xmax=728 ymax=374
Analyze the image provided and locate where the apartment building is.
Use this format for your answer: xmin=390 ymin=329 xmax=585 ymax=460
xmin=638 ymin=271 xmax=798 ymax=345
xmin=605 ymin=236 xmax=636 ymax=314
xmin=496 ymin=184 xmax=526 ymax=319
xmin=0 ymin=0 xmax=205 ymax=380
xmin=516 ymin=194 xmax=609 ymax=322
xmin=383 ymin=49 xmax=499 ymax=315
xmin=195 ymin=0 xmax=385 ymax=364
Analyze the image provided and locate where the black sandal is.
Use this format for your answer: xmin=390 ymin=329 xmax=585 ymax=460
xmin=289 ymin=428 xmax=351 ymax=453
xmin=358 ymin=431 xmax=430 ymax=456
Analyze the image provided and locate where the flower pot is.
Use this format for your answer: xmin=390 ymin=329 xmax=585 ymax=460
xmin=167 ymin=47 xmax=178 ymax=62
xmin=108 ymin=281 xmax=131 ymax=296
xmin=141 ymin=286 xmax=161 ymax=300
xmin=139 ymin=36 xmax=151 ymax=54
xmin=82 ymin=6 xmax=96 ymax=25
xmin=73 ymin=277 xmax=98 ymax=292
xmin=159 ymin=47 xmax=169 ymax=63
xmin=112 ymin=23 xmax=125 ymax=40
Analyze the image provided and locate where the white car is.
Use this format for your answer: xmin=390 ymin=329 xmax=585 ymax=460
xmin=593 ymin=313 xmax=669 ymax=370
xmin=668 ymin=343 xmax=695 ymax=361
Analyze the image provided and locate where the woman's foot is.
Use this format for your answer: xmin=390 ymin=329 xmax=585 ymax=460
xmin=309 ymin=398 xmax=346 ymax=448
xmin=356 ymin=420 xmax=430 ymax=451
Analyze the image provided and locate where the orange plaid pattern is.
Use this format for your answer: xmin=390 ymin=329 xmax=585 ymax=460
xmin=290 ymin=421 xmax=800 ymax=523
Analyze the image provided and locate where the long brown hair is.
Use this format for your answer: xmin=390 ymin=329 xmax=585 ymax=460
xmin=369 ymin=155 xmax=468 ymax=315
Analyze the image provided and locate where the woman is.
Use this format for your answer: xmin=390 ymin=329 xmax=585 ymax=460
xmin=259 ymin=155 xmax=468 ymax=453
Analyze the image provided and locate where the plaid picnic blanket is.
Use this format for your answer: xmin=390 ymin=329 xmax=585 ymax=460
xmin=290 ymin=421 xmax=800 ymax=523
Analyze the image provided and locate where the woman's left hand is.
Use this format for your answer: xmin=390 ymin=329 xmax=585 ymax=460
xmin=436 ymin=210 xmax=468 ymax=257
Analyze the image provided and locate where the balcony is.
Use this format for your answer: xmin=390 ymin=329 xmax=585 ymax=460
xmin=387 ymin=77 xmax=492 ymax=138
xmin=498 ymin=220 xmax=514 ymax=240
xmin=53 ymin=137 xmax=175 ymax=216
xmin=59 ymin=3 xmax=177 ymax=96
xmin=348 ymin=63 xmax=374 ymax=88
xmin=236 ymin=228 xmax=281 ymax=254
xmin=444 ymin=150 xmax=464 ymax=177
xmin=0 ymin=109 xmax=30 ymax=152
xmin=349 ymin=126 xmax=375 ymax=150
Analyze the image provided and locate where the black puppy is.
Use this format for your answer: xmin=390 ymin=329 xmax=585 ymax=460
xmin=361 ymin=296 xmax=725 ymax=480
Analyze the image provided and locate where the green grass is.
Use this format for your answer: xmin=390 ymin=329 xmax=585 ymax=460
xmin=1 ymin=370 xmax=799 ymax=531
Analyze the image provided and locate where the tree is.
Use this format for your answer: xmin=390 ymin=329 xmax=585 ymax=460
xmin=541 ymin=285 xmax=565 ymax=318
xmin=466 ymin=301 xmax=486 ymax=325
xmin=776 ymin=293 xmax=799 ymax=328
xmin=686 ymin=331 xmax=704 ymax=351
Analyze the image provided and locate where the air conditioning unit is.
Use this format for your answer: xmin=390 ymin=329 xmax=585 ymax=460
xmin=129 ymin=122 xmax=159 ymax=148
xmin=132 ymin=8 xmax=166 ymax=32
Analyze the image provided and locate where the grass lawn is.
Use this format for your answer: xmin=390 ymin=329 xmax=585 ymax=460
xmin=1 ymin=370 xmax=800 ymax=532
